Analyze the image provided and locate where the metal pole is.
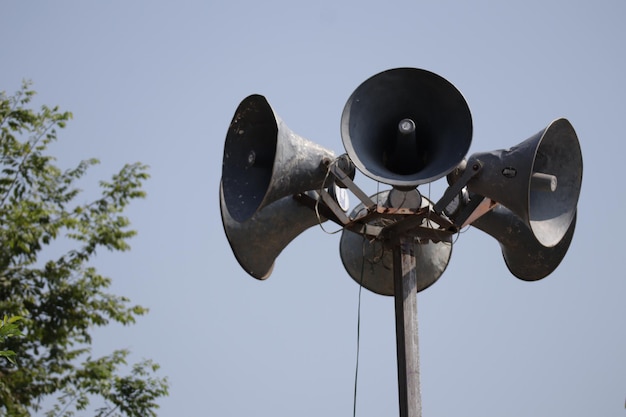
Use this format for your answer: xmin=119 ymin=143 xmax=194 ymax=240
xmin=393 ymin=235 xmax=422 ymax=417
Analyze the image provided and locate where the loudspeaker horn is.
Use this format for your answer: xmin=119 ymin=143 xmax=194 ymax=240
xmin=341 ymin=67 xmax=473 ymax=188
xmin=339 ymin=189 xmax=452 ymax=295
xmin=465 ymin=118 xmax=582 ymax=247
xmin=220 ymin=182 xmax=327 ymax=280
xmin=222 ymin=94 xmax=335 ymax=223
xmin=471 ymin=204 xmax=577 ymax=281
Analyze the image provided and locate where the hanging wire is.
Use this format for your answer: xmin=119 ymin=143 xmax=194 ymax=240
xmin=352 ymin=234 xmax=367 ymax=417
xmin=453 ymin=224 xmax=471 ymax=244
xmin=353 ymin=181 xmax=384 ymax=417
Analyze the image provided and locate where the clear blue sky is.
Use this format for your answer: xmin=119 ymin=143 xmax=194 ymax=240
xmin=2 ymin=1 xmax=625 ymax=416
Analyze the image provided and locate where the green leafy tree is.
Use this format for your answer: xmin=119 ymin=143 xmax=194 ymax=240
xmin=0 ymin=316 xmax=23 ymax=365
xmin=0 ymin=82 xmax=168 ymax=416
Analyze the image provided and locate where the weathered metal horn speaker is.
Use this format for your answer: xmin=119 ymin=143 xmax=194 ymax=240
xmin=465 ymin=118 xmax=582 ymax=247
xmin=341 ymin=67 xmax=473 ymax=188
xmin=220 ymin=183 xmax=327 ymax=280
xmin=471 ymin=204 xmax=577 ymax=281
xmin=339 ymin=189 xmax=452 ymax=295
xmin=222 ymin=94 xmax=335 ymax=222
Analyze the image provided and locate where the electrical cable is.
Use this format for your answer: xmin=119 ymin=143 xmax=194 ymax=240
xmin=352 ymin=234 xmax=367 ymax=417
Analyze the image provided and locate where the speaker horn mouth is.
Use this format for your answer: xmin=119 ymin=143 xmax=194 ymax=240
xmin=528 ymin=118 xmax=582 ymax=247
xmin=341 ymin=68 xmax=473 ymax=188
xmin=222 ymin=95 xmax=277 ymax=223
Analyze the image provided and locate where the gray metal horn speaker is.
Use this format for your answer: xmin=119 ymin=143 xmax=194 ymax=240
xmin=220 ymin=183 xmax=327 ymax=280
xmin=339 ymin=189 xmax=452 ymax=296
xmin=341 ymin=67 xmax=473 ymax=188
xmin=465 ymin=118 xmax=582 ymax=247
xmin=222 ymin=94 xmax=335 ymax=222
xmin=471 ymin=204 xmax=577 ymax=281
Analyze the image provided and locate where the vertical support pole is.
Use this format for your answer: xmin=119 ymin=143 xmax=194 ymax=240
xmin=393 ymin=236 xmax=422 ymax=417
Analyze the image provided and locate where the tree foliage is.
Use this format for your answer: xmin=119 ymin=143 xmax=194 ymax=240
xmin=0 ymin=316 xmax=23 ymax=365
xmin=0 ymin=82 xmax=168 ymax=416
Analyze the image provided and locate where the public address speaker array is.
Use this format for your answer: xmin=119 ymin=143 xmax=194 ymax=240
xmin=220 ymin=67 xmax=583 ymax=289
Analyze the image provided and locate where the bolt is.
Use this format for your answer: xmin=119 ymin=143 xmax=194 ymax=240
xmin=247 ymin=151 xmax=256 ymax=167
xmin=398 ymin=118 xmax=416 ymax=134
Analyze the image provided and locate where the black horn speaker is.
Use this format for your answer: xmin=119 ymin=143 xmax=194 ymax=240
xmin=220 ymin=182 xmax=327 ymax=280
xmin=222 ymin=94 xmax=335 ymax=222
xmin=341 ymin=68 xmax=473 ymax=188
xmin=465 ymin=118 xmax=582 ymax=247
xmin=471 ymin=204 xmax=577 ymax=281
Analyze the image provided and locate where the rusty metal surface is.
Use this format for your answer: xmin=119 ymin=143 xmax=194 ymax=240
xmin=339 ymin=190 xmax=452 ymax=295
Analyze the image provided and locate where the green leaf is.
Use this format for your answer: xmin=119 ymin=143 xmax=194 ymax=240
xmin=0 ymin=349 xmax=17 ymax=364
